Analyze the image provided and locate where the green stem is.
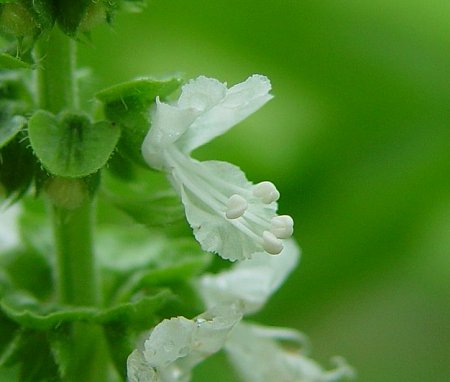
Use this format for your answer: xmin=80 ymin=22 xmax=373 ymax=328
xmin=51 ymin=197 xmax=108 ymax=382
xmin=35 ymin=27 xmax=109 ymax=382
xmin=35 ymin=26 xmax=77 ymax=113
xmin=51 ymin=198 xmax=98 ymax=306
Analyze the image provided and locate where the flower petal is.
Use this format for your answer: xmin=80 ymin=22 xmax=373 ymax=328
xmin=175 ymin=74 xmax=273 ymax=154
xmin=128 ymin=304 xmax=243 ymax=382
xmin=177 ymin=76 xmax=227 ymax=111
xmin=169 ymin=157 xmax=279 ymax=261
xmin=142 ymin=100 xmax=198 ymax=170
xmin=225 ymin=322 xmax=355 ymax=382
xmin=198 ymin=239 xmax=300 ymax=314
xmin=127 ymin=349 xmax=158 ymax=382
xmin=144 ymin=316 xmax=196 ymax=368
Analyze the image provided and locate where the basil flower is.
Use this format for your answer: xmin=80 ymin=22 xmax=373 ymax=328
xmin=127 ymin=304 xmax=243 ymax=382
xmin=142 ymin=75 xmax=294 ymax=261
xmin=127 ymin=240 xmax=353 ymax=381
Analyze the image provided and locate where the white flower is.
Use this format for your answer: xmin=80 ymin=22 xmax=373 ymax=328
xmin=126 ymin=241 xmax=352 ymax=382
xmin=198 ymin=238 xmax=300 ymax=314
xmin=127 ymin=304 xmax=243 ymax=382
xmin=226 ymin=322 xmax=355 ymax=382
xmin=127 ymin=241 xmax=353 ymax=381
xmin=199 ymin=240 xmax=353 ymax=380
xmin=127 ymin=241 xmax=299 ymax=382
xmin=141 ymin=75 xmax=294 ymax=261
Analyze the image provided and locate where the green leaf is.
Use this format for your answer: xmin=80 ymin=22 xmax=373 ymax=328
xmin=28 ymin=111 xmax=121 ymax=178
xmin=56 ymin=0 xmax=112 ymax=36
xmin=0 ymin=289 xmax=171 ymax=330
xmin=0 ymin=247 xmax=52 ymax=300
xmin=0 ymin=312 xmax=19 ymax=363
xmin=0 ymin=134 xmax=36 ymax=200
xmin=16 ymin=196 xmax=52 ymax=259
xmin=102 ymin=166 xmax=187 ymax=234
xmin=0 ymin=114 xmax=26 ymax=148
xmin=0 ymin=0 xmax=55 ymax=40
xmin=0 ymin=328 xmax=60 ymax=382
xmin=26 ymin=0 xmax=56 ymax=32
xmin=0 ymin=53 xmax=31 ymax=69
xmin=96 ymin=77 xmax=180 ymax=104
xmin=0 ymin=71 xmax=33 ymax=106
xmin=109 ymin=238 xmax=211 ymax=302
xmin=112 ymin=190 xmax=185 ymax=229
xmin=96 ymin=77 xmax=180 ymax=166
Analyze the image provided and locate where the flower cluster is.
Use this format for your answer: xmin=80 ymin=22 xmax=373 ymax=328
xmin=133 ymin=75 xmax=353 ymax=381
xmin=128 ymin=241 xmax=354 ymax=382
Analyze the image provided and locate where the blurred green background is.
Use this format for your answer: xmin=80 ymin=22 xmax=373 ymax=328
xmin=79 ymin=1 xmax=450 ymax=381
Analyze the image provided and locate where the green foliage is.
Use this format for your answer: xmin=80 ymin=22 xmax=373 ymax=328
xmin=0 ymin=0 xmax=55 ymax=56
xmin=28 ymin=111 xmax=121 ymax=178
xmin=0 ymin=135 xmax=36 ymax=199
xmin=101 ymin=166 xmax=187 ymax=233
xmin=0 ymin=71 xmax=36 ymax=200
xmin=0 ymin=114 xmax=25 ymax=148
xmin=96 ymin=77 xmax=180 ymax=166
xmin=0 ymin=191 xmax=209 ymax=380
xmin=0 ymin=289 xmax=170 ymax=330
xmin=56 ymin=0 xmax=105 ymax=37
xmin=0 ymin=328 xmax=60 ymax=382
xmin=0 ymin=53 xmax=31 ymax=69
xmin=56 ymin=0 xmax=148 ymax=37
xmin=0 ymin=248 xmax=52 ymax=300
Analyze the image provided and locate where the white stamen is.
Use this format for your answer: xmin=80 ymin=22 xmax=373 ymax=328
xmin=262 ymin=230 xmax=283 ymax=255
xmin=270 ymin=215 xmax=294 ymax=239
xmin=253 ymin=181 xmax=280 ymax=204
xmin=226 ymin=194 xmax=248 ymax=219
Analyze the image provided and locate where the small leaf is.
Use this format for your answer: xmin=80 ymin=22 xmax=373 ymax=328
xmin=0 ymin=53 xmax=31 ymax=69
xmin=56 ymin=1 xmax=90 ymax=35
xmin=28 ymin=111 xmax=120 ymax=177
xmin=56 ymin=0 xmax=112 ymax=36
xmin=109 ymin=238 xmax=211 ymax=302
xmin=96 ymin=77 xmax=180 ymax=166
xmin=102 ymin=166 xmax=187 ymax=234
xmin=0 ymin=312 xmax=19 ymax=363
xmin=16 ymin=196 xmax=53 ymax=258
xmin=0 ymin=289 xmax=171 ymax=330
xmin=0 ymin=0 xmax=56 ymax=41
xmin=0 ymin=134 xmax=36 ymax=200
xmin=0 ymin=114 xmax=26 ymax=148
xmin=0 ymin=328 xmax=60 ymax=382
xmin=0 ymin=247 xmax=52 ymax=300
xmin=96 ymin=77 xmax=180 ymax=105
xmin=96 ymin=290 xmax=172 ymax=328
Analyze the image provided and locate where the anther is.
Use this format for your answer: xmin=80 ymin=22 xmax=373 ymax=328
xmin=253 ymin=181 xmax=280 ymax=204
xmin=262 ymin=230 xmax=284 ymax=255
xmin=270 ymin=215 xmax=294 ymax=239
xmin=226 ymin=194 xmax=248 ymax=219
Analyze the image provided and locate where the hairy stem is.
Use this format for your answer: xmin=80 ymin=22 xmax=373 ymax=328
xmin=35 ymin=26 xmax=78 ymax=113
xmin=35 ymin=27 xmax=109 ymax=382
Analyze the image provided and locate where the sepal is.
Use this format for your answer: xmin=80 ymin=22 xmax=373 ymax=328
xmin=96 ymin=77 xmax=180 ymax=166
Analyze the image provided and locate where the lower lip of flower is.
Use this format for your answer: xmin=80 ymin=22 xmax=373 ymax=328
xmin=165 ymin=147 xmax=294 ymax=255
